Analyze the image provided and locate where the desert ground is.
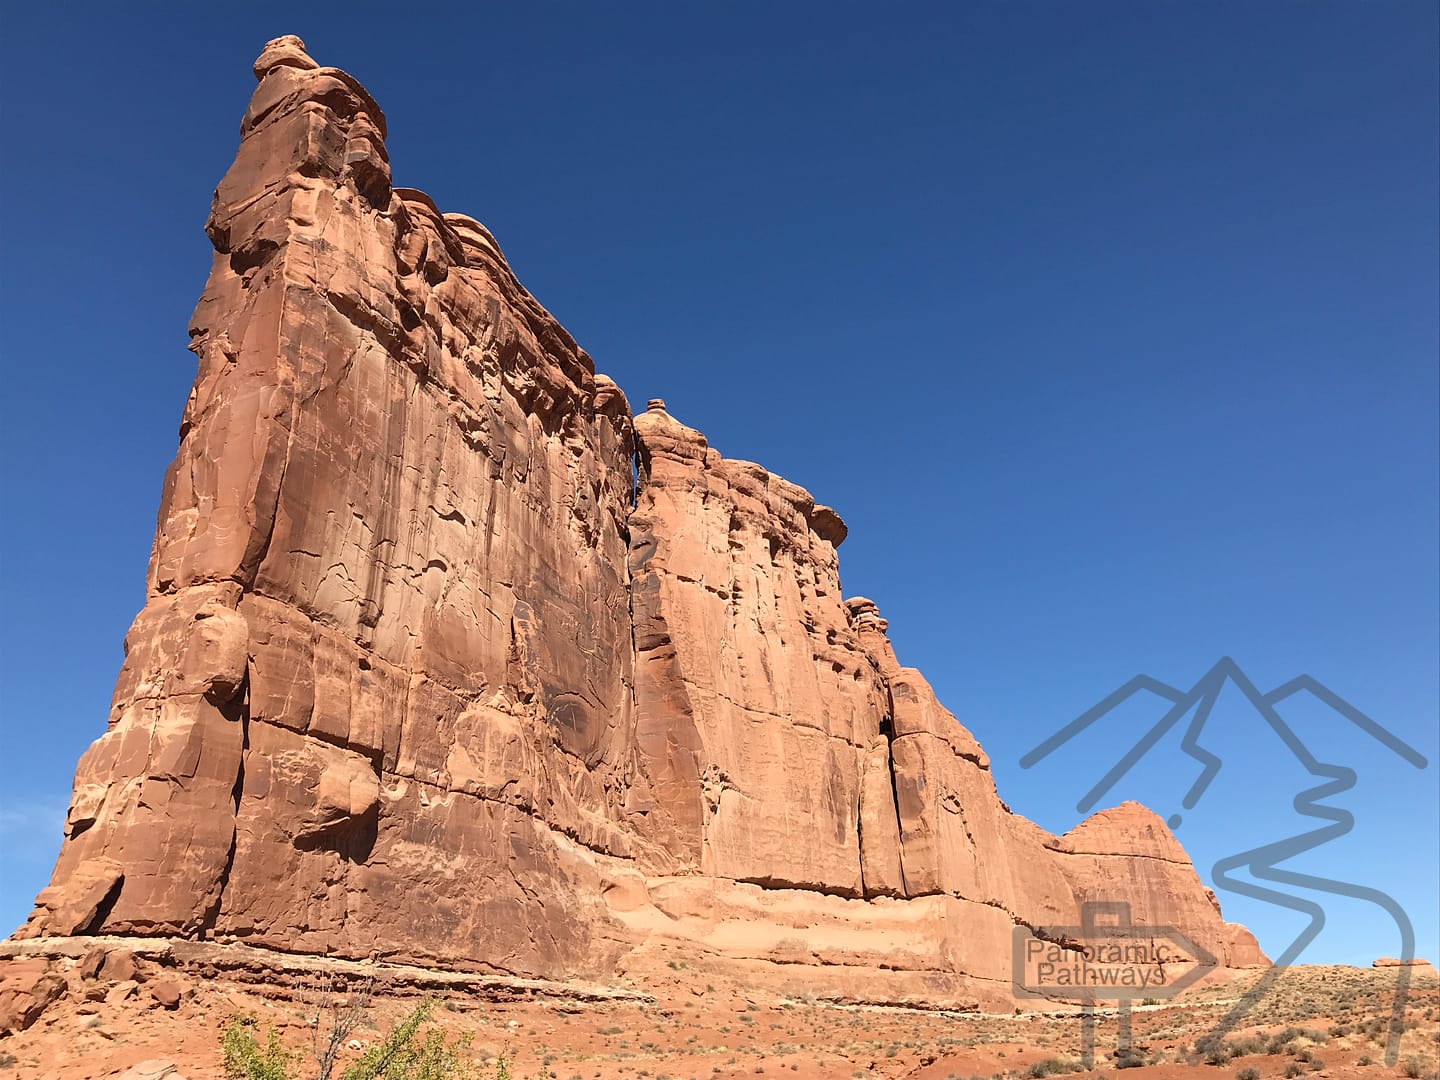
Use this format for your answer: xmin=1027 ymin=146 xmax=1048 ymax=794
xmin=1 ymin=942 xmax=1436 ymax=1080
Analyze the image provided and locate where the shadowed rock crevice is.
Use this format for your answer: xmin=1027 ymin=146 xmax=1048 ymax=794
xmin=199 ymin=684 xmax=250 ymax=937
xmin=74 ymin=874 xmax=124 ymax=938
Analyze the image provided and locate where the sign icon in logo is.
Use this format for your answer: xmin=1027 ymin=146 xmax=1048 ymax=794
xmin=1012 ymin=901 xmax=1216 ymax=1066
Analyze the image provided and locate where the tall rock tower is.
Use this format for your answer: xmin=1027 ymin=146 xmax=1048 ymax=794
xmin=18 ymin=37 xmax=1262 ymax=1005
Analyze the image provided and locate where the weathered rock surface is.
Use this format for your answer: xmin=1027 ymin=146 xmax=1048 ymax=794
xmin=15 ymin=36 xmax=1263 ymax=1002
xmin=115 ymin=1063 xmax=192 ymax=1080
xmin=0 ymin=959 xmax=67 ymax=1034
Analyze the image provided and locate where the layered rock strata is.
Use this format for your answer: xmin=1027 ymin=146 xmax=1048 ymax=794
xmin=17 ymin=37 xmax=1262 ymax=1003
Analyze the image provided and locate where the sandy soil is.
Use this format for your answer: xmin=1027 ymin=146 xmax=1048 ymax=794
xmin=1 ymin=951 xmax=1435 ymax=1080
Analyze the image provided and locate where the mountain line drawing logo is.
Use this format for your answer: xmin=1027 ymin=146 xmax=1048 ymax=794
xmin=1021 ymin=658 xmax=1429 ymax=1065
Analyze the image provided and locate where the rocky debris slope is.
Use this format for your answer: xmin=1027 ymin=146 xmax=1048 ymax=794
xmin=15 ymin=36 xmax=1263 ymax=1003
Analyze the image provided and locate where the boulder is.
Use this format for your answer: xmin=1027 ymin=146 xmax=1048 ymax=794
xmin=149 ymin=979 xmax=185 ymax=1009
xmin=0 ymin=962 xmax=66 ymax=1034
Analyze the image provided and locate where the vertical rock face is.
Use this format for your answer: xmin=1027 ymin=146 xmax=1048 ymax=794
xmin=19 ymin=37 xmax=1263 ymax=993
xmin=628 ymin=403 xmax=891 ymax=896
xmin=27 ymin=35 xmax=647 ymax=973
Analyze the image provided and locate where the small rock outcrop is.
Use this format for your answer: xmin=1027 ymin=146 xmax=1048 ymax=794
xmin=1374 ymin=957 xmax=1438 ymax=972
xmin=15 ymin=36 xmax=1263 ymax=1004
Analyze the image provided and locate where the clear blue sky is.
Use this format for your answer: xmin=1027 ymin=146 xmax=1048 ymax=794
xmin=1 ymin=3 xmax=1435 ymax=968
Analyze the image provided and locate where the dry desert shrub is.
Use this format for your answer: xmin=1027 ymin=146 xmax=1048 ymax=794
xmin=1025 ymin=1057 xmax=1084 ymax=1077
xmin=310 ymin=977 xmax=376 ymax=1080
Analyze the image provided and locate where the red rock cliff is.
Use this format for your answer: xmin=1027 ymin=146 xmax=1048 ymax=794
xmin=17 ymin=37 xmax=1263 ymax=1000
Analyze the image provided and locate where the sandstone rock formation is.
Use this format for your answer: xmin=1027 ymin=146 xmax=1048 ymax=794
xmin=1374 ymin=957 xmax=1438 ymax=972
xmin=15 ymin=36 xmax=1263 ymax=1005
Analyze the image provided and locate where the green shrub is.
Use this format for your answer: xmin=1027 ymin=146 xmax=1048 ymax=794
xmin=342 ymin=1001 xmax=477 ymax=1080
xmin=222 ymin=998 xmax=484 ymax=1080
xmin=222 ymin=1015 xmax=297 ymax=1080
